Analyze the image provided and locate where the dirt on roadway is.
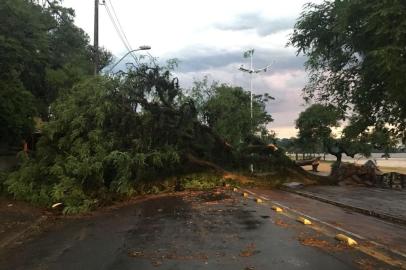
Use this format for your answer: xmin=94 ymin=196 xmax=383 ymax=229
xmin=0 ymin=197 xmax=49 ymax=249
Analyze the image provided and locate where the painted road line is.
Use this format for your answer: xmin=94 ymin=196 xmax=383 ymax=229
xmin=297 ymin=217 xmax=312 ymax=225
xmin=240 ymin=188 xmax=406 ymax=260
xmin=335 ymin=234 xmax=358 ymax=246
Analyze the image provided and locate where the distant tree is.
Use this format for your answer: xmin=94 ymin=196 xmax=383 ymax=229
xmin=190 ymin=79 xmax=273 ymax=148
xmin=275 ymin=137 xmax=301 ymax=159
xmin=289 ymin=0 xmax=406 ymax=142
xmin=296 ymin=104 xmax=341 ymax=155
xmin=296 ymin=104 xmax=374 ymax=164
xmin=188 ymin=76 xmax=218 ymax=123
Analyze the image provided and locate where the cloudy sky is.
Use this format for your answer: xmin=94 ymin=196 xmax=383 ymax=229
xmin=63 ymin=0 xmax=322 ymax=138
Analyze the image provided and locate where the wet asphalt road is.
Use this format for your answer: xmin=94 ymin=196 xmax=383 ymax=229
xmin=0 ymin=189 xmax=393 ymax=270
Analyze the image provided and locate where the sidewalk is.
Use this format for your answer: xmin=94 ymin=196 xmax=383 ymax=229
xmin=283 ymin=186 xmax=406 ymax=225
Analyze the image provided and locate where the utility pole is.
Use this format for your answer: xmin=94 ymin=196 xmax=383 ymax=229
xmin=94 ymin=0 xmax=99 ymax=75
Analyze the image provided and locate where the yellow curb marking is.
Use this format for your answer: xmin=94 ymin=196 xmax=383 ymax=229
xmin=335 ymin=234 xmax=358 ymax=246
xmin=297 ymin=217 xmax=312 ymax=225
xmin=271 ymin=205 xmax=283 ymax=212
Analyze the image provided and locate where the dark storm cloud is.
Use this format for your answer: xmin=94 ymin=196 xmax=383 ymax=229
xmin=216 ymin=13 xmax=295 ymax=36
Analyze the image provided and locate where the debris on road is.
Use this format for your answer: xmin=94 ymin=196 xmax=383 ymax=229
xmin=128 ymin=251 xmax=144 ymax=258
xmin=298 ymin=236 xmax=346 ymax=252
xmin=51 ymin=203 xmax=63 ymax=209
xmin=354 ymin=258 xmax=377 ymax=270
xmin=282 ymin=182 xmax=304 ymax=189
xmin=274 ymin=219 xmax=289 ymax=228
xmin=239 ymin=243 xmax=260 ymax=257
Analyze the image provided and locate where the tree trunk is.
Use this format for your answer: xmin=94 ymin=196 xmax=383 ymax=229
xmin=336 ymin=153 xmax=342 ymax=165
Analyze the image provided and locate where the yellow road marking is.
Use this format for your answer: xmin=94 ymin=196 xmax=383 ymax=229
xmin=271 ymin=205 xmax=283 ymax=212
xmin=297 ymin=217 xmax=312 ymax=225
xmin=335 ymin=234 xmax=358 ymax=246
xmin=255 ymin=198 xmax=263 ymax=203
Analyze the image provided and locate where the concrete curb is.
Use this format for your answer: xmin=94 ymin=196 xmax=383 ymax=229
xmin=281 ymin=187 xmax=406 ymax=226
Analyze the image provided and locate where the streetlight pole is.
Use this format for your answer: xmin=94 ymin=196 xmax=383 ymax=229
xmin=107 ymin=46 xmax=151 ymax=74
xmin=239 ymin=49 xmax=273 ymax=173
xmin=250 ymin=52 xmax=253 ymax=120
xmin=239 ymin=49 xmax=273 ymax=124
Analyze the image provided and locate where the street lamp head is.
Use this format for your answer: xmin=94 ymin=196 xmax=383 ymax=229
xmin=138 ymin=45 xmax=151 ymax=50
xmin=107 ymin=45 xmax=152 ymax=74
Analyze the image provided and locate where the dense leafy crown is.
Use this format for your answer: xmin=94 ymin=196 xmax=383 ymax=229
xmin=0 ymin=0 xmax=111 ymax=143
xmin=290 ymin=0 xmax=406 ymax=141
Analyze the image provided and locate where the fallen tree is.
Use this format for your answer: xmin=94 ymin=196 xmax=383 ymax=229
xmin=295 ymin=157 xmax=320 ymax=172
xmin=4 ymin=64 xmax=307 ymax=213
xmin=5 ymin=65 xmax=235 ymax=213
xmin=331 ymin=160 xmax=383 ymax=186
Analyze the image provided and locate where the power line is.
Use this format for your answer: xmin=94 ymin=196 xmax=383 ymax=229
xmin=103 ymin=1 xmax=139 ymax=65
xmin=107 ymin=0 xmax=134 ymax=53
xmin=104 ymin=4 xmax=132 ymax=57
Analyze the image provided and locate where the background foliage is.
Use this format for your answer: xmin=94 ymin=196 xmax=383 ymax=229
xmin=0 ymin=0 xmax=111 ymax=144
xmin=290 ymin=0 xmax=406 ymax=142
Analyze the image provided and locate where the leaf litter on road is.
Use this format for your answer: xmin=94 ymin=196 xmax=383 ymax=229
xmin=239 ymin=243 xmax=261 ymax=257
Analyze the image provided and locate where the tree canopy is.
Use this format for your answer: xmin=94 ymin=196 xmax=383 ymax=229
xmin=295 ymin=104 xmax=396 ymax=163
xmin=0 ymin=0 xmax=111 ymax=144
xmin=289 ymin=0 xmax=406 ymax=142
xmin=189 ymin=78 xmax=273 ymax=148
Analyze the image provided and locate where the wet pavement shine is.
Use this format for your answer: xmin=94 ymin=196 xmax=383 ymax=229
xmin=0 ymin=189 xmax=396 ymax=270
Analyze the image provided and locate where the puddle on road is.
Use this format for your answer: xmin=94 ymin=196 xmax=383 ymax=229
xmin=198 ymin=191 xmax=230 ymax=202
